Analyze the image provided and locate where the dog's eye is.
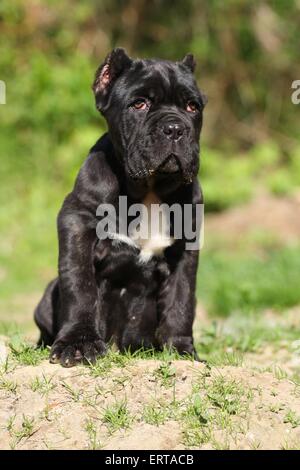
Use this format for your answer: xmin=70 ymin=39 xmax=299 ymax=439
xmin=186 ymin=101 xmax=199 ymax=113
xmin=132 ymin=99 xmax=148 ymax=110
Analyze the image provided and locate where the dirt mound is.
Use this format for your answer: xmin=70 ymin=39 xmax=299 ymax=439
xmin=206 ymin=191 xmax=300 ymax=246
xmin=1 ymin=358 xmax=300 ymax=450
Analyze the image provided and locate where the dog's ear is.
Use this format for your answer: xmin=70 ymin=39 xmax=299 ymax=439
xmin=92 ymin=48 xmax=132 ymax=111
xmin=181 ymin=54 xmax=207 ymax=107
xmin=181 ymin=53 xmax=196 ymax=73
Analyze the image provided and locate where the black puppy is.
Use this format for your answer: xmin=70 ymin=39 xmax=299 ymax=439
xmin=34 ymin=48 xmax=206 ymax=367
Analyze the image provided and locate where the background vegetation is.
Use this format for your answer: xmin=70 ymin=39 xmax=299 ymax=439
xmin=0 ymin=0 xmax=299 ymax=326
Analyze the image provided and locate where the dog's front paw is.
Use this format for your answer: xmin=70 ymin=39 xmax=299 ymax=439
xmin=156 ymin=332 xmax=199 ymax=359
xmin=50 ymin=328 xmax=106 ymax=367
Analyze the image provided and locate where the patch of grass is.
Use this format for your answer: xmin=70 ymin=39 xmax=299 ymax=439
xmin=269 ymin=403 xmax=285 ymax=414
xmin=0 ymin=377 xmax=17 ymax=394
xmin=85 ymin=419 xmax=102 ymax=450
xmin=211 ymin=437 xmax=231 ymax=450
xmin=181 ymin=375 xmax=253 ymax=448
xmin=9 ymin=336 xmax=49 ymax=366
xmin=181 ymin=397 xmax=211 ymax=447
xmin=142 ymin=403 xmax=169 ymax=426
xmin=284 ymin=409 xmax=300 ymax=428
xmin=61 ymin=381 xmax=82 ymax=402
xmin=103 ymin=400 xmax=132 ymax=433
xmin=182 ymin=394 xmax=212 ymax=447
xmin=207 ymin=351 xmax=244 ymax=367
xmin=273 ymin=366 xmax=289 ymax=381
xmin=30 ymin=374 xmax=55 ymax=396
xmin=8 ymin=414 xmax=36 ymax=449
xmin=83 ymin=384 xmax=105 ymax=408
xmin=281 ymin=439 xmax=300 ymax=450
xmin=207 ymin=376 xmax=252 ymax=416
xmin=112 ymin=375 xmax=130 ymax=388
xmin=187 ymin=393 xmax=211 ymax=424
xmin=89 ymin=347 xmax=188 ymax=378
xmin=249 ymin=439 xmax=261 ymax=450
xmin=41 ymin=403 xmax=52 ymax=422
xmin=154 ymin=362 xmax=176 ymax=387
xmin=124 ymin=346 xmax=187 ymax=362
xmin=291 ymin=371 xmax=300 ymax=387
xmin=195 ymin=315 xmax=300 ymax=365
xmin=89 ymin=350 xmax=132 ymax=377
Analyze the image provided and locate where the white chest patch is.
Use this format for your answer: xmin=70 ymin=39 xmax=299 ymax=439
xmin=130 ymin=192 xmax=173 ymax=262
xmin=109 ymin=192 xmax=174 ymax=263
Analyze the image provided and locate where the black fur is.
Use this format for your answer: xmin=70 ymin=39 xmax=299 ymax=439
xmin=34 ymin=49 xmax=206 ymax=367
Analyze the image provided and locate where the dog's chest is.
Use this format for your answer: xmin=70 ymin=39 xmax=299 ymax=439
xmin=130 ymin=191 xmax=173 ymax=262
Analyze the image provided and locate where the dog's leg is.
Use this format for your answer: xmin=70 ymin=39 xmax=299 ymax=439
xmin=34 ymin=278 xmax=59 ymax=347
xmin=156 ymin=249 xmax=199 ymax=359
xmin=49 ymin=209 xmax=107 ymax=367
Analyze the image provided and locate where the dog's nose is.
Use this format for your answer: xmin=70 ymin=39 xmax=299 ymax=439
xmin=163 ymin=123 xmax=184 ymax=141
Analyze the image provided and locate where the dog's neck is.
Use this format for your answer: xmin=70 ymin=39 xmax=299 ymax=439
xmin=129 ymin=190 xmax=173 ymax=262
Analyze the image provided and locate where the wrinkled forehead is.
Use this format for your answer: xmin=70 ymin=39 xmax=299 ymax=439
xmin=120 ymin=59 xmax=200 ymax=100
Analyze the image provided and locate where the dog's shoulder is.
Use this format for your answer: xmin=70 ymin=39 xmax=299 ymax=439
xmin=89 ymin=132 xmax=113 ymax=158
xmin=61 ymin=133 xmax=121 ymax=213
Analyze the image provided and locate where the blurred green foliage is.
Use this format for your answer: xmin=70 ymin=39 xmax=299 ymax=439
xmin=0 ymin=1 xmax=300 ymax=312
xmin=199 ymin=246 xmax=300 ymax=317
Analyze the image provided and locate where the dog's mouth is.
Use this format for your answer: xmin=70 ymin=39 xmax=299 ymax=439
xmin=157 ymin=153 xmax=181 ymax=175
xmin=150 ymin=154 xmax=194 ymax=184
xmin=127 ymin=153 xmax=195 ymax=185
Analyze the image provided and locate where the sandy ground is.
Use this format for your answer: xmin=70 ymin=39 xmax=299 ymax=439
xmin=1 ymin=357 xmax=300 ymax=450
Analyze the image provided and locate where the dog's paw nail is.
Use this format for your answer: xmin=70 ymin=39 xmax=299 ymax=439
xmin=62 ymin=358 xmax=74 ymax=368
xmin=50 ymin=354 xmax=59 ymax=364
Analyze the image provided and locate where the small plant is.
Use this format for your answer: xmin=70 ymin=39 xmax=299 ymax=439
xmin=269 ymin=403 xmax=285 ymax=414
xmin=89 ymin=350 xmax=131 ymax=377
xmin=284 ymin=409 xmax=300 ymax=428
xmin=85 ymin=419 xmax=102 ymax=450
xmin=0 ymin=377 xmax=17 ymax=394
xmin=154 ymin=362 xmax=176 ymax=387
xmin=249 ymin=439 xmax=261 ymax=450
xmin=9 ymin=414 xmax=36 ymax=449
xmin=30 ymin=374 xmax=55 ymax=396
xmin=61 ymin=381 xmax=82 ymax=402
xmin=0 ymin=356 xmax=13 ymax=374
xmin=142 ymin=403 xmax=169 ymax=426
xmin=281 ymin=439 xmax=300 ymax=450
xmin=183 ymin=423 xmax=212 ymax=447
xmin=41 ymin=404 xmax=52 ymax=421
xmin=6 ymin=415 xmax=16 ymax=433
xmin=211 ymin=437 xmax=230 ymax=450
xmin=207 ymin=376 xmax=252 ymax=416
xmin=181 ymin=393 xmax=212 ymax=447
xmin=273 ymin=366 xmax=288 ymax=381
xmin=208 ymin=351 xmax=244 ymax=367
xmin=103 ymin=400 xmax=132 ymax=433
xmin=9 ymin=337 xmax=49 ymax=366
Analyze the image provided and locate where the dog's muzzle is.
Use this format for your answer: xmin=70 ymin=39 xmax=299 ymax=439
xmin=158 ymin=154 xmax=181 ymax=174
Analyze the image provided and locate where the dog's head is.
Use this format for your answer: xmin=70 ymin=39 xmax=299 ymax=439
xmin=92 ymin=48 xmax=207 ymax=184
